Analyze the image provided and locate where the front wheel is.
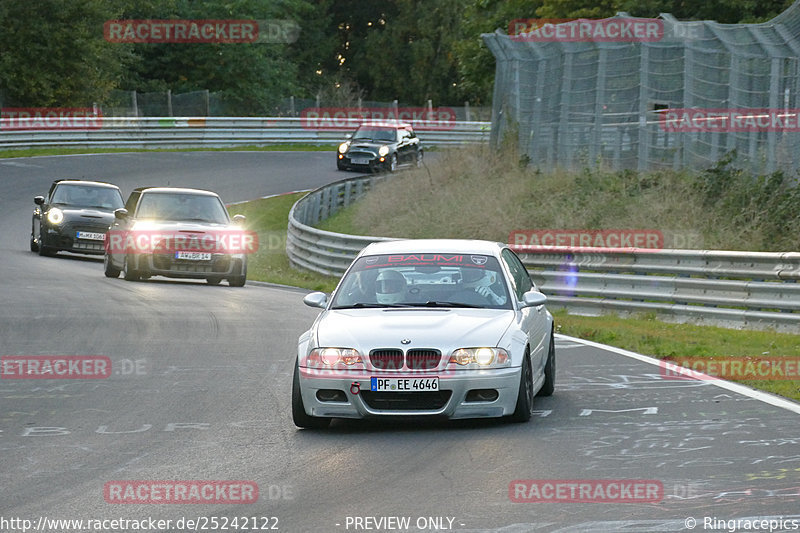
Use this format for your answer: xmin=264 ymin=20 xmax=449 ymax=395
xmin=509 ymin=352 xmax=534 ymax=423
xmin=228 ymin=260 xmax=247 ymax=287
xmin=38 ymin=236 xmax=56 ymax=256
xmin=415 ymin=150 xmax=424 ymax=167
xmin=537 ymin=330 xmax=556 ymax=397
xmin=104 ymin=254 xmax=121 ymax=278
xmin=388 ymin=153 xmax=398 ymax=172
xmin=292 ymin=364 xmax=331 ymax=429
xmin=30 ymin=234 xmax=39 ymax=252
xmin=123 ymin=255 xmax=140 ymax=281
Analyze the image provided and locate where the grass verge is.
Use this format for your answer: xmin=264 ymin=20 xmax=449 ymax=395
xmin=227 ymin=192 xmax=339 ymax=293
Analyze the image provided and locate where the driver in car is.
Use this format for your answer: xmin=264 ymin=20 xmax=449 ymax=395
xmin=462 ymin=267 xmax=507 ymax=305
xmin=374 ymin=270 xmax=407 ymax=305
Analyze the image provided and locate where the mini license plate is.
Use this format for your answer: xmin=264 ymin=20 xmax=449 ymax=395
xmin=370 ymin=377 xmax=439 ymax=392
xmin=175 ymin=251 xmax=212 ymax=261
xmin=350 ymin=157 xmax=370 ymax=165
xmin=76 ymin=231 xmax=105 ymax=241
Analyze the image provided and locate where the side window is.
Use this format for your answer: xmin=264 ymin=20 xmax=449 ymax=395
xmin=501 ymin=249 xmax=533 ymax=300
xmin=124 ymin=191 xmax=140 ymax=213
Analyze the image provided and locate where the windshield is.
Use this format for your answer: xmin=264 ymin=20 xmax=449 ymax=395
xmin=351 ymin=127 xmax=398 ymax=142
xmin=50 ymin=184 xmax=124 ymax=210
xmin=331 ymin=253 xmax=511 ymax=310
xmin=134 ymin=192 xmax=230 ymax=223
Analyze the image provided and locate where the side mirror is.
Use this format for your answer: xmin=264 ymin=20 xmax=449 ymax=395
xmin=521 ymin=290 xmax=547 ymax=308
xmin=232 ymin=214 xmax=246 ymax=225
xmin=303 ymin=291 xmax=328 ymax=309
xmin=114 ymin=208 xmax=129 ymax=220
xmin=34 ymin=196 xmax=45 ymax=205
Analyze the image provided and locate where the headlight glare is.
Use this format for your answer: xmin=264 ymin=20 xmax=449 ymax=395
xmin=449 ymin=348 xmax=510 ymax=368
xmin=46 ymin=208 xmax=64 ymax=225
xmin=378 ymin=145 xmax=390 ymax=157
xmin=338 ymin=142 xmax=350 ymax=154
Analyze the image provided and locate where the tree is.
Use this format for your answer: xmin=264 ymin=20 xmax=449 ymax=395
xmin=0 ymin=0 xmax=130 ymax=107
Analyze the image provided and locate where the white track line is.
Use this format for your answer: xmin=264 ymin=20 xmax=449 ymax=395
xmin=556 ymin=333 xmax=800 ymax=415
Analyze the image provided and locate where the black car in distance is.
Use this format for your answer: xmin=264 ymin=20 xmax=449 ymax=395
xmin=31 ymin=179 xmax=125 ymax=256
xmin=337 ymin=122 xmax=423 ymax=172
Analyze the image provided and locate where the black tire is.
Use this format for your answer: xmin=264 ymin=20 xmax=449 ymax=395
xmin=38 ymin=236 xmax=56 ymax=256
xmin=228 ymin=260 xmax=247 ymax=287
xmin=30 ymin=235 xmax=39 ymax=252
xmin=292 ymin=363 xmax=331 ymax=429
xmin=537 ymin=330 xmax=556 ymax=397
xmin=206 ymin=277 xmax=222 ymax=285
xmin=509 ymin=351 xmax=534 ymax=423
xmin=415 ymin=149 xmax=424 ymax=167
xmin=123 ymin=255 xmax=140 ymax=281
xmin=103 ymin=254 xmax=121 ymax=278
xmin=388 ymin=153 xmax=398 ymax=172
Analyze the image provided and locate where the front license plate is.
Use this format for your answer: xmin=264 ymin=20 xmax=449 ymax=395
xmin=76 ymin=231 xmax=105 ymax=241
xmin=175 ymin=251 xmax=212 ymax=261
xmin=370 ymin=377 xmax=439 ymax=392
xmin=350 ymin=157 xmax=370 ymax=165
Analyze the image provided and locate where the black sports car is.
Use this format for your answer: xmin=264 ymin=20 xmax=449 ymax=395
xmin=103 ymin=187 xmax=249 ymax=287
xmin=31 ymin=179 xmax=125 ymax=256
xmin=337 ymin=122 xmax=423 ymax=172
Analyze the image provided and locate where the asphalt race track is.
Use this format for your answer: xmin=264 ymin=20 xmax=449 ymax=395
xmin=1 ymin=152 xmax=799 ymax=533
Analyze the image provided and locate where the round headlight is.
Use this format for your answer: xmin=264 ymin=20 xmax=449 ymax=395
xmin=378 ymin=145 xmax=390 ymax=157
xmin=338 ymin=142 xmax=350 ymax=154
xmin=451 ymin=349 xmax=472 ymax=366
xmin=47 ymin=208 xmax=64 ymax=225
xmin=474 ymin=348 xmax=495 ymax=365
xmin=319 ymin=348 xmax=341 ymax=366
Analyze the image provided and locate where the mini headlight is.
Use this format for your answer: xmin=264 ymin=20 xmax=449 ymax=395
xmin=46 ymin=208 xmax=64 ymax=225
xmin=378 ymin=145 xmax=390 ymax=157
xmin=338 ymin=142 xmax=350 ymax=154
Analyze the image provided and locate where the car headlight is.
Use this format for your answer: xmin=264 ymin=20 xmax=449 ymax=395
xmin=307 ymin=347 xmax=364 ymax=368
xmin=449 ymin=348 xmax=510 ymax=368
xmin=338 ymin=142 xmax=350 ymax=154
xmin=46 ymin=208 xmax=64 ymax=225
xmin=378 ymin=145 xmax=390 ymax=157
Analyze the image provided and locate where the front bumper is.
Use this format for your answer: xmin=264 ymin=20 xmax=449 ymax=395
xmin=128 ymin=252 xmax=244 ymax=279
xmin=44 ymin=227 xmax=107 ymax=255
xmin=338 ymin=153 xmax=389 ymax=171
xmin=297 ymin=366 xmax=522 ymax=419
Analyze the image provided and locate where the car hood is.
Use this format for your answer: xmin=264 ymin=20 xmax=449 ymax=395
xmin=347 ymin=140 xmax=394 ymax=152
xmin=314 ymin=308 xmax=514 ymax=354
xmin=59 ymin=208 xmax=116 ymax=222
xmin=130 ymin=220 xmax=235 ymax=231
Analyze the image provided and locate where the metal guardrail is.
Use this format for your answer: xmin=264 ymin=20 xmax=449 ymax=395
xmin=0 ymin=117 xmax=490 ymax=150
xmin=286 ymin=176 xmax=800 ymax=331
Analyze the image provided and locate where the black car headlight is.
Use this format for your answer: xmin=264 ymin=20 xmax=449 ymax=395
xmin=46 ymin=208 xmax=64 ymax=225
